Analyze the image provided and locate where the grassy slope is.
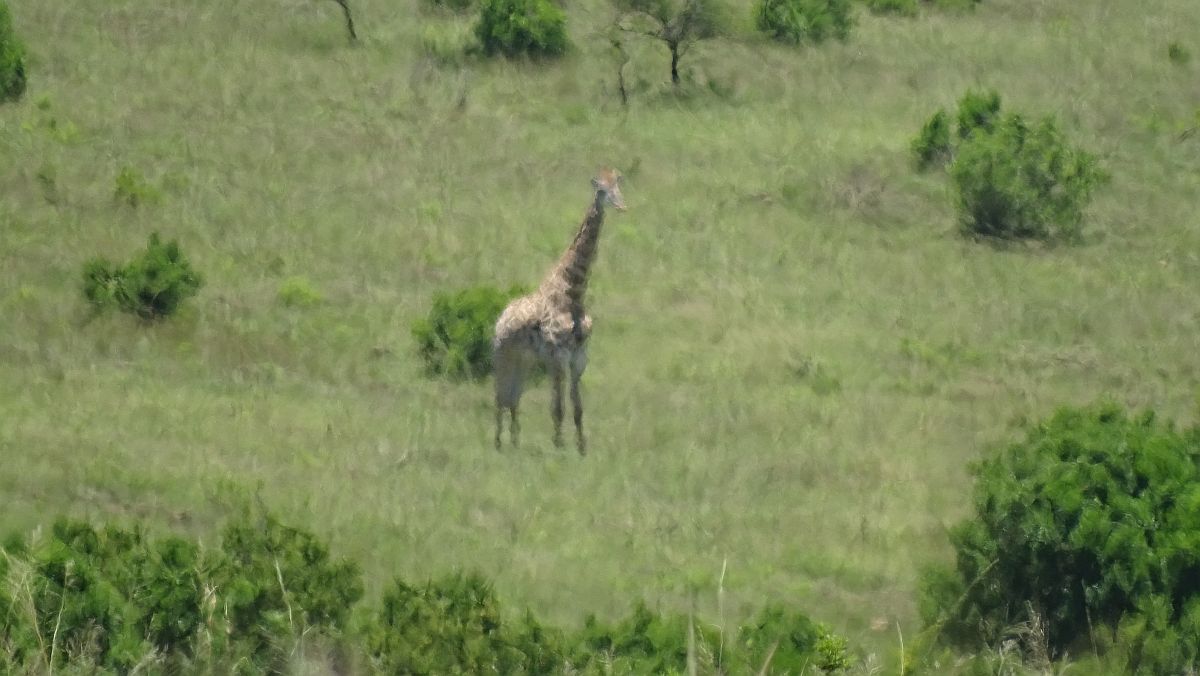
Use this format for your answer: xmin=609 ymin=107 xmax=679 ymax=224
xmin=2 ymin=0 xmax=1198 ymax=660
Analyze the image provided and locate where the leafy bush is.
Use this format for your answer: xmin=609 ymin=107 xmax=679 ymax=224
xmin=475 ymin=0 xmax=568 ymax=57
xmin=575 ymin=601 xmax=718 ymax=672
xmin=955 ymin=88 xmax=1002 ymax=139
xmin=0 ymin=507 xmax=363 ymax=671
xmin=3 ymin=506 xmax=852 ymax=673
xmin=912 ymin=108 xmax=952 ymax=170
xmin=951 ymin=112 xmax=1105 ymax=240
xmin=0 ymin=521 xmax=206 ymax=671
xmin=364 ymin=572 xmax=566 ymax=673
xmin=863 ymin=0 xmax=918 ymax=16
xmin=0 ymin=1 xmax=26 ymax=103
xmin=82 ymin=233 xmax=203 ymax=319
xmin=217 ymin=507 xmax=364 ymax=666
xmin=756 ymin=0 xmax=852 ymax=44
xmin=413 ymin=284 xmax=525 ymax=379
xmin=737 ymin=604 xmax=853 ymax=672
xmin=920 ymin=404 xmax=1200 ymax=672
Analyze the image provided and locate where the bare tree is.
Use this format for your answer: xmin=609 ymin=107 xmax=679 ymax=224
xmin=330 ymin=0 xmax=358 ymax=42
xmin=613 ymin=0 xmax=724 ymax=86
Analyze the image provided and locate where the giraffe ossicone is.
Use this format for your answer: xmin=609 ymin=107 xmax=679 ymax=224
xmin=492 ymin=168 xmax=626 ymax=455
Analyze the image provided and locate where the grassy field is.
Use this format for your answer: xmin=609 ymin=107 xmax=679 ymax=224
xmin=2 ymin=0 xmax=1199 ymax=663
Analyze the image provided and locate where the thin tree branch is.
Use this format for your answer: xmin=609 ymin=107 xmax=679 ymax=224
xmin=331 ymin=0 xmax=358 ymax=42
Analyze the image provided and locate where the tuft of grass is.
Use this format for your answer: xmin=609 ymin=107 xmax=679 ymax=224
xmin=1167 ymin=41 xmax=1191 ymax=65
xmin=113 ymin=166 xmax=160 ymax=207
xmin=278 ymin=276 xmax=323 ymax=308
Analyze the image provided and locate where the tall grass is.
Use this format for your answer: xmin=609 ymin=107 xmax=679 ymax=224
xmin=1 ymin=0 xmax=1198 ymax=665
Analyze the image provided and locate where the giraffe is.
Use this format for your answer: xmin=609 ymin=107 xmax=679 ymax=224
xmin=492 ymin=168 xmax=627 ymax=454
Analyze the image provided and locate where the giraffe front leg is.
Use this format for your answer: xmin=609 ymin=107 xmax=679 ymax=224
xmin=570 ymin=348 xmax=588 ymax=456
xmin=550 ymin=364 xmax=565 ymax=448
xmin=570 ymin=377 xmax=585 ymax=456
xmin=495 ymin=407 xmax=503 ymax=450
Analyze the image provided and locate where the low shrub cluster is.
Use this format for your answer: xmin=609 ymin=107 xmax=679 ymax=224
xmin=0 ymin=0 xmax=26 ymax=103
xmin=921 ymin=404 xmax=1200 ymax=674
xmin=1 ymin=509 xmax=852 ymax=674
xmin=913 ymin=89 xmax=1106 ymax=241
xmin=82 ymin=233 xmax=203 ymax=320
xmin=755 ymin=0 xmax=853 ymax=45
xmin=413 ymin=284 xmax=527 ymax=379
xmin=475 ymin=0 xmax=568 ymax=57
xmin=0 ymin=507 xmax=361 ymax=673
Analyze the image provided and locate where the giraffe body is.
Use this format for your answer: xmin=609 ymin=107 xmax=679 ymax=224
xmin=493 ymin=169 xmax=624 ymax=454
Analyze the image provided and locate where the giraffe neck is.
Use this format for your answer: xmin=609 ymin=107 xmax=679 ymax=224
xmin=542 ymin=194 xmax=605 ymax=306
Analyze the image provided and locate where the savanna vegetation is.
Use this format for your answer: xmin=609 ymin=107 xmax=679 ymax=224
xmin=1 ymin=0 xmax=1199 ymax=672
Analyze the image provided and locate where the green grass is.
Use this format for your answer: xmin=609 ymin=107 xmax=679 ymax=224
xmin=2 ymin=0 xmax=1199 ymax=666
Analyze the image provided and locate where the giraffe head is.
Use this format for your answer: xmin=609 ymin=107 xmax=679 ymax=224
xmin=591 ymin=168 xmax=626 ymax=212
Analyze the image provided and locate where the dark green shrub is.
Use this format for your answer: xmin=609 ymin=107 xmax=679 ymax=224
xmin=951 ymin=112 xmax=1105 ymax=240
xmin=475 ymin=0 xmax=568 ymax=57
xmin=955 ymin=88 xmax=1001 ymax=139
xmin=217 ymin=507 xmax=364 ymax=663
xmin=0 ymin=1 xmax=26 ymax=103
xmin=737 ymin=605 xmax=852 ymax=672
xmin=413 ymin=284 xmax=525 ymax=379
xmin=1168 ymin=41 xmax=1191 ymax=66
xmin=82 ymin=233 xmax=203 ymax=319
xmin=574 ymin=601 xmax=719 ymax=672
xmin=364 ymin=571 xmax=565 ymax=673
xmin=921 ymin=404 xmax=1200 ymax=672
xmin=2 ymin=521 xmax=202 ymax=670
xmin=864 ymin=0 xmax=917 ymax=16
xmin=912 ymin=108 xmax=952 ymax=170
xmin=755 ymin=0 xmax=852 ymax=44
xmin=0 ymin=509 xmax=363 ymax=671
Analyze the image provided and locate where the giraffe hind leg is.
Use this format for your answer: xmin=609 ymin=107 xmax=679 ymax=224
xmin=493 ymin=347 xmax=525 ymax=450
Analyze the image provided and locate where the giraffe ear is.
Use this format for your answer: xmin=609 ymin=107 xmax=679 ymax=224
xmin=591 ymin=178 xmax=601 ymax=190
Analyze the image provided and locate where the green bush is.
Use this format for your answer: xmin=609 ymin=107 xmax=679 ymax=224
xmin=0 ymin=521 xmax=207 ymax=670
xmin=413 ymin=284 xmax=525 ymax=379
xmin=737 ymin=605 xmax=853 ymax=672
xmin=217 ymin=508 xmax=364 ymax=666
xmin=82 ymin=233 xmax=203 ymax=319
xmin=0 ymin=1 xmax=26 ymax=103
xmin=575 ymin=601 xmax=718 ymax=672
xmin=0 ymin=507 xmax=364 ymax=671
xmin=475 ymin=0 xmax=568 ymax=57
xmin=863 ymin=0 xmax=918 ymax=16
xmin=950 ymin=112 xmax=1105 ymax=240
xmin=955 ymin=88 xmax=1002 ymax=139
xmin=755 ymin=0 xmax=852 ymax=44
xmin=920 ymin=404 xmax=1200 ymax=672
xmin=3 ymin=507 xmax=852 ymax=673
xmin=912 ymin=108 xmax=952 ymax=170
xmin=364 ymin=571 xmax=566 ymax=673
